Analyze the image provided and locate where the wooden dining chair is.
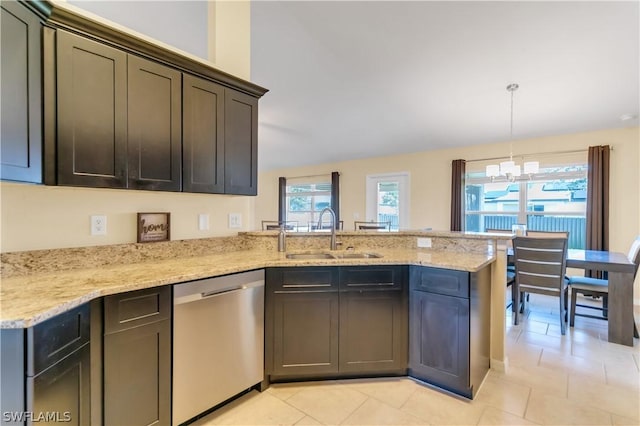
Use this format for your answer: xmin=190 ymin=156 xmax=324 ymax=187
xmin=569 ymin=236 xmax=640 ymax=329
xmin=354 ymin=221 xmax=391 ymax=231
xmin=262 ymin=220 xmax=298 ymax=231
xmin=513 ymin=236 xmax=569 ymax=334
xmin=309 ymin=220 xmax=344 ymax=231
xmin=526 ymin=230 xmax=569 ymax=238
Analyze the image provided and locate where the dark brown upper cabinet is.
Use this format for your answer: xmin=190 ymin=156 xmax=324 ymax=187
xmin=1 ymin=0 xmax=43 ymax=183
xmin=56 ymin=29 xmax=128 ymax=188
xmin=55 ymin=30 xmax=182 ymax=191
xmin=225 ymin=89 xmax=258 ymax=196
xmin=183 ymin=74 xmax=225 ymax=193
xmin=128 ymin=56 xmax=182 ymax=191
xmin=28 ymin=2 xmax=267 ymax=194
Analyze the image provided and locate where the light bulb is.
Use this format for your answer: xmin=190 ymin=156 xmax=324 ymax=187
xmin=524 ymin=161 xmax=539 ymax=174
xmin=500 ymin=161 xmax=515 ymax=176
xmin=486 ymin=165 xmax=500 ymax=177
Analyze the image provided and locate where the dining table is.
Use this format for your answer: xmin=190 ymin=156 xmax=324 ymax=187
xmin=508 ymin=248 xmax=637 ymax=346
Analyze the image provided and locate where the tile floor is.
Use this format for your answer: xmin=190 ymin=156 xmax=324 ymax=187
xmin=192 ymin=294 xmax=640 ymax=425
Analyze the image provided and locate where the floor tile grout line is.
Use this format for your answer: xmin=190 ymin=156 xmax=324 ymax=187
xmin=337 ymin=394 xmax=370 ymax=426
xmin=521 ymin=386 xmax=533 ymax=425
xmin=397 ymin=385 xmax=419 ymax=411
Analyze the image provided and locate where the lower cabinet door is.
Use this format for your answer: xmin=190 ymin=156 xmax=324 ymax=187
xmin=409 ymin=290 xmax=470 ymax=396
xmin=339 ymin=290 xmax=407 ymax=373
xmin=104 ymin=319 xmax=170 ymax=426
xmin=28 ymin=343 xmax=90 ymax=426
xmin=272 ymin=292 xmax=339 ymax=376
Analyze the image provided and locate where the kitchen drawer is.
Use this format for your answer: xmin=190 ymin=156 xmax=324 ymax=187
xmin=339 ymin=266 xmax=405 ymax=292
xmin=27 ymin=303 xmax=90 ymax=376
xmin=104 ymin=286 xmax=171 ymax=334
xmin=267 ymin=267 xmax=339 ymax=293
xmin=410 ymin=266 xmax=469 ymax=298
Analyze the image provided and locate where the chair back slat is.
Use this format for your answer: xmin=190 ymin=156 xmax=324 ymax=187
xmin=354 ymin=221 xmax=391 ymax=231
xmin=262 ymin=220 xmax=298 ymax=231
xmin=526 ymin=230 xmax=569 ymax=238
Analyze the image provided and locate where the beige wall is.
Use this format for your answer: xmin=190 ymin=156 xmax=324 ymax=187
xmin=255 ymin=127 xmax=640 ymax=301
xmin=207 ymin=1 xmax=251 ymax=80
xmin=0 ymin=0 xmax=255 ymax=254
xmin=0 ymin=183 xmax=254 ymax=252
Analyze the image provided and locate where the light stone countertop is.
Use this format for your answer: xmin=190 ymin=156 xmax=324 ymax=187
xmin=0 ymin=247 xmax=495 ymax=329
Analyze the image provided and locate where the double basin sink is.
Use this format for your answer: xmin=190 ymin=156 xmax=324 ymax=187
xmin=285 ymin=251 xmax=383 ymax=260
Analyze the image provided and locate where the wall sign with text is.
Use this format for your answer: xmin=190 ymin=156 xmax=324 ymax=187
xmin=137 ymin=212 xmax=171 ymax=243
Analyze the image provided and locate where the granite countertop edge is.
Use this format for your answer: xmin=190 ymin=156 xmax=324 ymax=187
xmin=0 ymin=248 xmax=495 ymax=329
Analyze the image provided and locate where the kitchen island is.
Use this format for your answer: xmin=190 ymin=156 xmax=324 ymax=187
xmin=0 ymin=231 xmax=511 ymax=423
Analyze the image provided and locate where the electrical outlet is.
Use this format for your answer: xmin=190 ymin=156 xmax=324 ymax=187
xmin=91 ymin=215 xmax=107 ymax=236
xmin=417 ymin=237 xmax=432 ymax=248
xmin=228 ymin=213 xmax=242 ymax=228
xmin=198 ymin=214 xmax=210 ymax=231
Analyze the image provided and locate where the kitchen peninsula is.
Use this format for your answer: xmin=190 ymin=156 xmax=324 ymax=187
xmin=0 ymin=231 xmax=510 ymax=424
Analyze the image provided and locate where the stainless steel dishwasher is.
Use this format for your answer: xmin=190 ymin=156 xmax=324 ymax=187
xmin=173 ymin=269 xmax=264 ymax=425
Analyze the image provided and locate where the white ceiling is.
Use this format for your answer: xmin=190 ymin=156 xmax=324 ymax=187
xmin=250 ymin=1 xmax=640 ymax=171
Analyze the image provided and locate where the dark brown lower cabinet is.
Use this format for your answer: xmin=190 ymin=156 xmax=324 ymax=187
xmin=339 ymin=266 xmax=408 ymax=374
xmin=0 ymin=303 xmax=93 ymax=426
xmin=103 ymin=286 xmax=171 ymax=426
xmin=27 ymin=344 xmax=91 ymax=426
xmin=266 ymin=267 xmax=340 ymax=378
xmin=409 ymin=290 xmax=469 ymax=392
xmin=408 ymin=265 xmax=491 ymax=399
xmin=339 ymin=290 xmax=407 ymax=373
xmin=103 ymin=320 xmax=171 ymax=426
xmin=266 ymin=266 xmax=408 ymax=382
xmin=272 ymin=292 xmax=340 ymax=376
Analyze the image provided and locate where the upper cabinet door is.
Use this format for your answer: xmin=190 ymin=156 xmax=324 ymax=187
xmin=127 ymin=56 xmax=182 ymax=191
xmin=224 ymin=89 xmax=258 ymax=196
xmin=183 ymin=74 xmax=225 ymax=193
xmin=56 ymin=30 xmax=127 ymax=188
xmin=1 ymin=1 xmax=42 ymax=183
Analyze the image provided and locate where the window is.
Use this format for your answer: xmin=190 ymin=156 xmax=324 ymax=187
xmin=280 ymin=173 xmax=339 ymax=231
xmin=465 ymin=160 xmax=587 ymax=249
xmin=365 ymin=172 xmax=410 ymax=231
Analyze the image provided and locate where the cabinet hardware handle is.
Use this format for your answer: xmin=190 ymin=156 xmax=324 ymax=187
xmin=347 ymin=282 xmax=394 ymax=287
xmin=282 ymin=283 xmax=332 ymax=288
xmin=201 ymin=285 xmax=246 ymax=298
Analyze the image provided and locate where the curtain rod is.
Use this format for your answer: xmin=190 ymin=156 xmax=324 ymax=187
xmin=464 ymin=148 xmax=611 ymax=164
xmin=281 ymin=173 xmax=332 ymax=179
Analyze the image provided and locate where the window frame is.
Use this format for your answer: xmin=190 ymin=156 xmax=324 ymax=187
xmin=465 ymin=165 xmax=588 ymax=248
xmin=365 ymin=172 xmax=410 ymax=231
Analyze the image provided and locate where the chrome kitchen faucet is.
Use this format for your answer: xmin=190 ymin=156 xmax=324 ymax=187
xmin=317 ymin=207 xmax=338 ymax=250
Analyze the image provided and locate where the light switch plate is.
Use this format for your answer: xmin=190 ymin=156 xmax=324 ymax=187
xmin=228 ymin=213 xmax=242 ymax=228
xmin=417 ymin=237 xmax=432 ymax=248
xmin=91 ymin=215 xmax=107 ymax=236
xmin=198 ymin=214 xmax=210 ymax=231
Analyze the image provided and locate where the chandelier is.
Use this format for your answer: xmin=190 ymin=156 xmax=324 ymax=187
xmin=486 ymin=84 xmax=539 ymax=181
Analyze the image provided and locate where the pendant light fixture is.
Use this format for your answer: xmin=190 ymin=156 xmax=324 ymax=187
xmin=486 ymin=83 xmax=539 ymax=181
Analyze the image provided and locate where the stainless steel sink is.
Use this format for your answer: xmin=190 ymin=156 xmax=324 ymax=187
xmin=334 ymin=252 xmax=383 ymax=259
xmin=285 ymin=253 xmax=335 ymax=260
xmin=285 ymin=252 xmax=383 ymax=260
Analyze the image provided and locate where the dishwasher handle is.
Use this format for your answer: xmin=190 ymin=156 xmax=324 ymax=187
xmin=201 ymin=285 xmax=246 ymax=299
xmin=174 ymin=277 xmax=264 ymax=306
